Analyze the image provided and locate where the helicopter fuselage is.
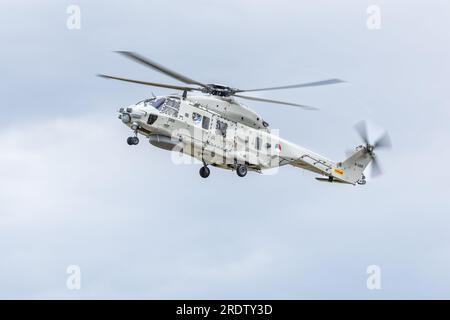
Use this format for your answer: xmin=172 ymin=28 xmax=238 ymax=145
xmin=119 ymin=94 xmax=345 ymax=177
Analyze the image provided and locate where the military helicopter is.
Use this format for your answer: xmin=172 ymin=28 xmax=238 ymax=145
xmin=98 ymin=51 xmax=391 ymax=184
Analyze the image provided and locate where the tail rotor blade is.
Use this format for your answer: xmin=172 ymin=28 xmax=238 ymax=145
xmin=371 ymin=157 xmax=383 ymax=178
xmin=373 ymin=131 xmax=392 ymax=149
xmin=354 ymin=121 xmax=369 ymax=145
xmin=351 ymin=121 xmax=391 ymax=180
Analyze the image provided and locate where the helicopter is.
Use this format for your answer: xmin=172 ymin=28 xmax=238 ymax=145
xmin=98 ymin=51 xmax=391 ymax=184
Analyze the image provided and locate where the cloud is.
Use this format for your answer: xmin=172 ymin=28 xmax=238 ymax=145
xmin=0 ymin=112 xmax=449 ymax=299
xmin=0 ymin=114 xmax=290 ymax=298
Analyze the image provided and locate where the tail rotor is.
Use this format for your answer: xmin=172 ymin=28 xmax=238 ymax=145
xmin=354 ymin=121 xmax=392 ymax=178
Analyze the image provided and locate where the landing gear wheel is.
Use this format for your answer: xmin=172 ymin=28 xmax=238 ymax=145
xmin=236 ymin=165 xmax=247 ymax=177
xmin=199 ymin=166 xmax=210 ymax=178
xmin=127 ymin=136 xmax=139 ymax=145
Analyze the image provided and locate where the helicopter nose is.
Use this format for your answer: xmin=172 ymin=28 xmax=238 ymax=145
xmin=118 ymin=106 xmax=133 ymax=124
xmin=118 ymin=105 xmax=147 ymax=124
xmin=121 ymin=113 xmax=131 ymax=124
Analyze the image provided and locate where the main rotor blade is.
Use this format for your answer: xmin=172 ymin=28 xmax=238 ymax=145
xmin=373 ymin=132 xmax=392 ymax=149
xmin=354 ymin=120 xmax=369 ymax=145
xmin=236 ymin=79 xmax=345 ymax=93
xmin=116 ymin=51 xmax=208 ymax=88
xmin=234 ymin=94 xmax=318 ymax=110
xmin=371 ymin=157 xmax=383 ymax=178
xmin=97 ymin=74 xmax=200 ymax=92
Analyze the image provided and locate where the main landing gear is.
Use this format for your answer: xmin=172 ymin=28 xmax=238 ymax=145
xmin=198 ymin=164 xmax=248 ymax=178
xmin=199 ymin=166 xmax=210 ymax=178
xmin=127 ymin=136 xmax=139 ymax=145
xmin=236 ymin=164 xmax=247 ymax=177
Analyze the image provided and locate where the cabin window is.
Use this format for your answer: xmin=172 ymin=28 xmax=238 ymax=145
xmin=192 ymin=112 xmax=202 ymax=126
xmin=216 ymin=120 xmax=228 ymax=137
xmin=256 ymin=136 xmax=261 ymax=150
xmin=202 ymin=116 xmax=210 ymax=130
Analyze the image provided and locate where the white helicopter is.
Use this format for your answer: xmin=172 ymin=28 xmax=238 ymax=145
xmin=99 ymin=52 xmax=391 ymax=184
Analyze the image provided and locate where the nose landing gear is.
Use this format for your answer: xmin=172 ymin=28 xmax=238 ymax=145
xmin=127 ymin=126 xmax=140 ymax=145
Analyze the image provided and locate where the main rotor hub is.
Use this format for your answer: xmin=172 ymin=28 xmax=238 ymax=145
xmin=202 ymin=84 xmax=236 ymax=97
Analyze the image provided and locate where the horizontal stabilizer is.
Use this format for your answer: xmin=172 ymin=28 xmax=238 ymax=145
xmin=315 ymin=177 xmax=352 ymax=184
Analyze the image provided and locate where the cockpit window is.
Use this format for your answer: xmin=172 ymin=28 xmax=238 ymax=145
xmin=137 ymin=98 xmax=155 ymax=106
xmin=137 ymin=97 xmax=180 ymax=116
xmin=152 ymin=98 xmax=166 ymax=109
xmin=160 ymin=98 xmax=180 ymax=117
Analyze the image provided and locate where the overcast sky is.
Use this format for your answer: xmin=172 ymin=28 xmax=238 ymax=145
xmin=1 ymin=0 xmax=450 ymax=299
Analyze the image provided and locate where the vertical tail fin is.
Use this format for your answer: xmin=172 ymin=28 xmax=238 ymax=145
xmin=327 ymin=121 xmax=391 ymax=185
xmin=333 ymin=147 xmax=372 ymax=184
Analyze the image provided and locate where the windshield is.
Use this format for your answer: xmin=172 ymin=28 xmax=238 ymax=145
xmin=160 ymin=98 xmax=180 ymax=117
xmin=151 ymin=98 xmax=166 ymax=109
xmin=136 ymin=98 xmax=166 ymax=109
